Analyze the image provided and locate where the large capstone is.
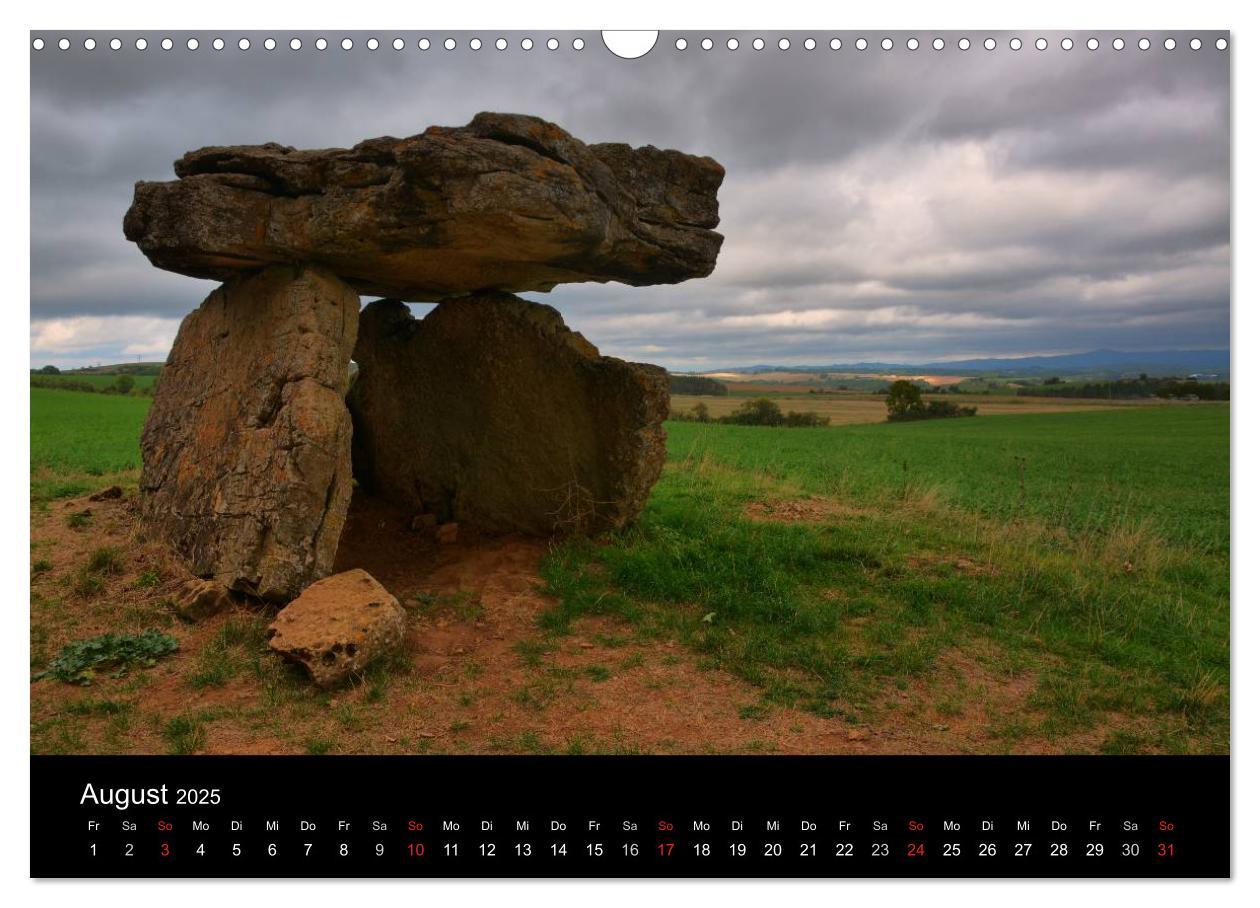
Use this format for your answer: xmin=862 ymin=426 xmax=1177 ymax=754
xmin=123 ymin=112 xmax=725 ymax=301
xmin=139 ymin=264 xmax=358 ymax=602
xmin=347 ymin=294 xmax=669 ymax=536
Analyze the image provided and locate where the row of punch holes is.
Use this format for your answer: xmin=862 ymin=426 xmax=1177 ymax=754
xmin=31 ymin=34 xmax=1231 ymax=53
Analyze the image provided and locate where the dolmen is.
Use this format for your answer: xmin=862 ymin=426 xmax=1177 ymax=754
xmin=124 ymin=113 xmax=724 ymax=603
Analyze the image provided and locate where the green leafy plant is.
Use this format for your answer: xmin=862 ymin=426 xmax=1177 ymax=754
xmin=33 ymin=628 xmax=179 ymax=684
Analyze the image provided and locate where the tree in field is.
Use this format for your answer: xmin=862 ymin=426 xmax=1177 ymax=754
xmin=38 ymin=365 xmax=59 ymax=374
xmin=113 ymin=374 xmax=135 ymax=395
xmin=885 ymin=379 xmax=976 ymax=422
xmin=726 ymin=397 xmax=785 ymax=426
xmin=885 ymin=380 xmax=924 ymax=421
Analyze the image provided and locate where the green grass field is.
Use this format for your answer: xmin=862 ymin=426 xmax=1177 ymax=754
xmin=29 ymin=385 xmax=1228 ymax=753
xmin=30 ymin=387 xmax=151 ymax=505
xmin=666 ymin=407 xmax=1228 ymax=554
xmin=540 ymin=405 xmax=1229 ymax=753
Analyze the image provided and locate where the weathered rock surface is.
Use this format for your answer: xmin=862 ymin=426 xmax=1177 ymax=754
xmin=139 ymin=264 xmax=359 ymax=602
xmin=347 ymin=294 xmax=669 ymax=536
xmin=174 ymin=579 xmax=234 ymax=622
xmin=267 ymin=569 xmax=407 ymax=687
xmin=123 ymin=112 xmax=724 ymax=300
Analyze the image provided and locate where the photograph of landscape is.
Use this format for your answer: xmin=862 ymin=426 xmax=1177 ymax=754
xmin=30 ymin=32 xmax=1228 ymax=758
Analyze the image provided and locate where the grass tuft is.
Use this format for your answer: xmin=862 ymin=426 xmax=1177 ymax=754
xmin=162 ymin=715 xmax=206 ymax=755
xmin=87 ymin=547 xmax=125 ymax=576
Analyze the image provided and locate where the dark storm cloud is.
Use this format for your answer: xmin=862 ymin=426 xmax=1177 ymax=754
xmin=30 ymin=30 xmax=1229 ymax=368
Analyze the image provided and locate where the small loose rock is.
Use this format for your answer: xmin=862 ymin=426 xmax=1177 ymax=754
xmin=410 ymin=513 xmax=438 ymax=532
xmin=174 ymin=578 xmax=234 ymax=622
xmin=267 ymin=568 xmax=407 ymax=688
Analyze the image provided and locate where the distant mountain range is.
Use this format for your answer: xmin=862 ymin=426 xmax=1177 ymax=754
xmin=708 ymin=349 xmax=1230 ymax=378
xmin=50 ymin=350 xmax=1231 ymax=381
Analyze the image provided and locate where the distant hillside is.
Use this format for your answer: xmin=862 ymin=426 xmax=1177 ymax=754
xmin=33 ymin=362 xmax=164 ymax=377
xmin=66 ymin=362 xmax=164 ymax=376
xmin=703 ymin=349 xmax=1229 ymax=379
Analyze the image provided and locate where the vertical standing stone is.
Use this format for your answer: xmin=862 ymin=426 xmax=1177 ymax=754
xmin=139 ymin=264 xmax=359 ymax=601
xmin=347 ymin=293 xmax=669 ymax=535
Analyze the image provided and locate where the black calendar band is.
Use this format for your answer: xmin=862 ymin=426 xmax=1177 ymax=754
xmin=31 ymin=754 xmax=1229 ymax=878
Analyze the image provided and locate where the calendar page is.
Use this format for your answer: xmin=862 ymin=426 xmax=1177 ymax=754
xmin=26 ymin=26 xmax=1230 ymax=879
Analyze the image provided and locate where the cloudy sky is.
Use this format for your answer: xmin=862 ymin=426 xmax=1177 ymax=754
xmin=30 ymin=30 xmax=1230 ymax=370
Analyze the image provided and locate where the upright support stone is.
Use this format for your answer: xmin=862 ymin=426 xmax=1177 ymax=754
xmin=139 ymin=264 xmax=359 ymax=601
xmin=347 ymin=294 xmax=669 ymax=536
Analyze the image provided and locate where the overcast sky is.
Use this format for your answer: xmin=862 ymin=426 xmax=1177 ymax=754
xmin=30 ymin=30 xmax=1230 ymax=370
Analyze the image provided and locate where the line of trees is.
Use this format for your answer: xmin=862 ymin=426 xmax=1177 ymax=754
xmin=670 ymin=398 xmax=830 ymax=427
xmin=1016 ymin=375 xmax=1229 ymax=401
xmin=668 ymin=374 xmax=729 ymax=396
xmin=30 ymin=373 xmax=155 ymax=396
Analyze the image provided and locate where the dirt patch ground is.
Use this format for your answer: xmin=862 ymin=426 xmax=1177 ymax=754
xmin=858 ymin=645 xmax=1121 ymax=755
xmin=743 ymin=497 xmax=871 ymax=523
xmin=905 ymin=552 xmax=1001 ymax=578
xmin=32 ymin=487 xmax=1097 ymax=755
